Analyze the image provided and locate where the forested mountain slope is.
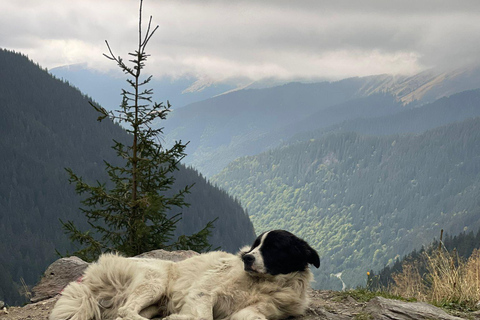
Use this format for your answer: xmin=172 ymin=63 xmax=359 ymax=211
xmin=213 ymin=117 xmax=480 ymax=290
xmin=0 ymin=49 xmax=255 ymax=305
xmin=164 ymin=79 xmax=396 ymax=176
xmin=162 ymin=67 xmax=480 ymax=177
xmin=356 ymin=66 xmax=480 ymax=104
xmin=294 ymin=89 xmax=480 ymax=140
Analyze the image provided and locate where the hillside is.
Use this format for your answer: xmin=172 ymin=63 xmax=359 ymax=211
xmin=292 ymin=89 xmax=480 ymax=141
xmin=357 ymin=66 xmax=480 ymax=104
xmin=164 ymin=79 xmax=389 ymax=176
xmin=212 ymin=117 xmax=480 ymax=290
xmin=0 ymin=49 xmax=255 ymax=305
xmin=163 ymin=68 xmax=480 ymax=177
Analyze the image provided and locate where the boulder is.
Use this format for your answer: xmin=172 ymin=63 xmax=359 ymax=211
xmin=31 ymin=256 xmax=88 ymax=303
xmin=365 ymin=296 xmax=465 ymax=320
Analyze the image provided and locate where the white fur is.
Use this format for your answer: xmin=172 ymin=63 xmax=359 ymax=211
xmin=50 ymin=250 xmax=313 ymax=320
xmin=244 ymin=232 xmax=269 ymax=274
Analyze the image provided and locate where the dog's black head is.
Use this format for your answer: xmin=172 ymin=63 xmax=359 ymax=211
xmin=240 ymin=230 xmax=320 ymax=275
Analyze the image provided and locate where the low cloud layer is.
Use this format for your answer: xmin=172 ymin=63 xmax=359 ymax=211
xmin=2 ymin=0 xmax=480 ymax=81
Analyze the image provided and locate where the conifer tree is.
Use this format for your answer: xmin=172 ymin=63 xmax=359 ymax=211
xmin=61 ymin=0 xmax=214 ymax=261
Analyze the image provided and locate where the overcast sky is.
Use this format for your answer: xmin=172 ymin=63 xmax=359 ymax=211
xmin=2 ymin=0 xmax=480 ymax=82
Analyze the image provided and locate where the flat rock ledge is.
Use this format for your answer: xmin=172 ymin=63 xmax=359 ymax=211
xmin=305 ymin=290 xmax=478 ymax=320
xmin=1 ymin=252 xmax=478 ymax=320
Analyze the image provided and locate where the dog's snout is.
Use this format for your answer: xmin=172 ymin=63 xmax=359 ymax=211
xmin=242 ymin=254 xmax=255 ymax=264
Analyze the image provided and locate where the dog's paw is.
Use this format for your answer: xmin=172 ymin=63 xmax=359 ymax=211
xmin=163 ymin=314 xmax=205 ymax=320
xmin=116 ymin=307 xmax=148 ymax=320
xmin=115 ymin=315 xmax=147 ymax=320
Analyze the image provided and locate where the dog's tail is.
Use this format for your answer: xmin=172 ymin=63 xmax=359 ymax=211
xmin=49 ymin=281 xmax=101 ymax=320
xmin=49 ymin=254 xmax=138 ymax=320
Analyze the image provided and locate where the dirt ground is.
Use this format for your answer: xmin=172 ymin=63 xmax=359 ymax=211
xmin=0 ymin=291 xmax=371 ymax=320
xmin=0 ymin=291 xmax=363 ymax=320
xmin=0 ymin=290 xmax=475 ymax=320
xmin=0 ymin=297 xmax=57 ymax=320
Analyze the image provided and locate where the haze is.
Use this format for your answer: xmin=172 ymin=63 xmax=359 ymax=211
xmin=2 ymin=0 xmax=480 ymax=82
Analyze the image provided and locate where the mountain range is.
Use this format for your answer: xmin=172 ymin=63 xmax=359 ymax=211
xmin=50 ymin=63 xmax=480 ymax=177
xmin=164 ymin=67 xmax=480 ymax=177
xmin=49 ymin=64 xmax=245 ymax=110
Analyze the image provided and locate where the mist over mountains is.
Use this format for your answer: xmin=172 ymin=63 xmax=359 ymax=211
xmin=49 ymin=64 xmax=239 ymax=110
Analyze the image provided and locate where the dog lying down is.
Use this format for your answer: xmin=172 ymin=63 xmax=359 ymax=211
xmin=50 ymin=230 xmax=320 ymax=320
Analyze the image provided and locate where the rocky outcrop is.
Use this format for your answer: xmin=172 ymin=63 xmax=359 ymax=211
xmin=0 ymin=252 xmax=477 ymax=320
xmin=305 ymin=291 xmax=475 ymax=320
xmin=365 ymin=296 xmax=465 ymax=320
xmin=30 ymin=256 xmax=89 ymax=303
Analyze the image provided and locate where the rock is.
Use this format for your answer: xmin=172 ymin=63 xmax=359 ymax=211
xmin=134 ymin=249 xmax=199 ymax=261
xmin=0 ymin=302 xmax=3 ymax=309
xmin=365 ymin=296 xmax=465 ymax=320
xmin=306 ymin=290 xmax=366 ymax=319
xmin=30 ymin=256 xmax=89 ymax=303
xmin=472 ymin=310 xmax=480 ymax=319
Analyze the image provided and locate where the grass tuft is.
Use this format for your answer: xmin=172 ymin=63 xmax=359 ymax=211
xmin=389 ymin=248 xmax=480 ymax=311
xmin=334 ymin=288 xmax=416 ymax=303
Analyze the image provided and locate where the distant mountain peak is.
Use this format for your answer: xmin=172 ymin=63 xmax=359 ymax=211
xmin=182 ymin=76 xmax=217 ymax=93
xmin=356 ymin=66 xmax=480 ymax=105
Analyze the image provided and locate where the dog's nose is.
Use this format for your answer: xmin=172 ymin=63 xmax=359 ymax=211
xmin=242 ymin=254 xmax=255 ymax=264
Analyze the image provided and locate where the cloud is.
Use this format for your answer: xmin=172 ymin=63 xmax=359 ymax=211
xmin=2 ymin=0 xmax=480 ymax=81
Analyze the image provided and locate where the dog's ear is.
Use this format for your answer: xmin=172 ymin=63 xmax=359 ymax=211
xmin=306 ymin=245 xmax=320 ymax=268
xmin=238 ymin=245 xmax=251 ymax=257
xmin=295 ymin=237 xmax=320 ymax=269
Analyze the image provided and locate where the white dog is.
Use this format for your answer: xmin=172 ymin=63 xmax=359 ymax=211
xmin=50 ymin=230 xmax=320 ymax=320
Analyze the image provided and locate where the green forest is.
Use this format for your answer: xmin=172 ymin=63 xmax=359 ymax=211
xmin=0 ymin=49 xmax=255 ymax=305
xmin=213 ymin=117 xmax=480 ymax=290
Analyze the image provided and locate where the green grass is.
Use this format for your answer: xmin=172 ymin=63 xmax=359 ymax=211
xmin=337 ymin=288 xmax=478 ymax=319
xmin=334 ymin=288 xmax=417 ymax=303
xmin=353 ymin=312 xmax=373 ymax=320
xmin=435 ymin=300 xmax=478 ymax=313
